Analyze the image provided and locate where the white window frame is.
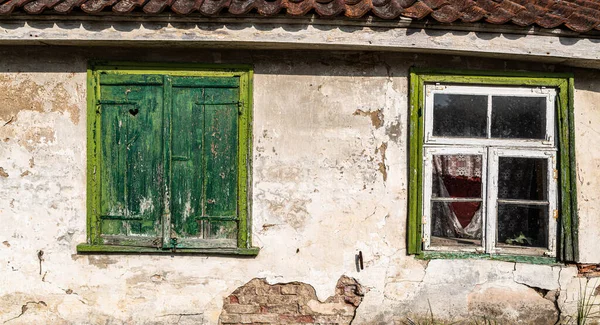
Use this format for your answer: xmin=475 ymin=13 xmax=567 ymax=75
xmin=424 ymin=85 xmax=556 ymax=148
xmin=422 ymin=84 xmax=558 ymax=256
xmin=486 ymin=148 xmax=558 ymax=257
xmin=423 ymin=146 xmax=487 ymax=253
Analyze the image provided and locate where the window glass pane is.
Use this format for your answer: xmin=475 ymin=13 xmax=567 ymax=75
xmin=430 ymin=201 xmax=482 ymax=247
xmin=497 ymin=204 xmax=548 ymax=248
xmin=432 ymin=154 xmax=482 ymax=198
xmin=498 ymin=157 xmax=547 ymax=200
xmin=433 ymin=94 xmax=487 ymax=138
xmin=491 ymin=96 xmax=546 ymax=139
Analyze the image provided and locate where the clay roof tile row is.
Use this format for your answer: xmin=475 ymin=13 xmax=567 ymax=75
xmin=1 ymin=0 xmax=600 ymax=33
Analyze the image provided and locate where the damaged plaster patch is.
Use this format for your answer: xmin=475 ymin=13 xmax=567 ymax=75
xmin=0 ymin=167 xmax=8 ymax=178
xmin=87 ymin=256 xmax=118 ymax=269
xmin=219 ymin=276 xmax=364 ymax=325
xmin=19 ymin=127 xmax=55 ymax=151
xmin=578 ymin=263 xmax=600 ymax=277
xmin=386 ymin=121 xmax=402 ymax=144
xmin=467 ymin=285 xmax=559 ymax=324
xmin=3 ymin=300 xmax=47 ymax=323
xmin=353 ymin=109 xmax=384 ymax=129
xmin=0 ymin=75 xmax=80 ymax=124
xmin=376 ymin=142 xmax=388 ymax=182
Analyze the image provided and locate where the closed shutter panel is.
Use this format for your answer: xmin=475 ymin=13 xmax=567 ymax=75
xmin=98 ymin=74 xmax=164 ymax=247
xmin=170 ymin=76 xmax=240 ymax=248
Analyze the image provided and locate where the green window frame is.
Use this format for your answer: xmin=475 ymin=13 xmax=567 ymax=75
xmin=77 ymin=62 xmax=258 ymax=255
xmin=408 ymin=69 xmax=578 ymax=264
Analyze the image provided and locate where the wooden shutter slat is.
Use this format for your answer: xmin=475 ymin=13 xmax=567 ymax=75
xmin=98 ymin=82 xmax=164 ymax=245
xmin=170 ymin=79 xmax=240 ymax=246
xmin=171 ymin=87 xmax=204 ymax=238
xmin=99 ymin=74 xmax=164 ymax=85
xmin=171 ymin=76 xmax=239 ymax=88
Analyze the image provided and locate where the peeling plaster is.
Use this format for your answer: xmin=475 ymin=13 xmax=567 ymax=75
xmin=0 ymin=48 xmax=599 ymax=324
xmin=353 ymin=109 xmax=384 ymax=129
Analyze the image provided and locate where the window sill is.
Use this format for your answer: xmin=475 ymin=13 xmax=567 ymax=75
xmin=417 ymin=250 xmax=561 ymax=265
xmin=76 ymin=243 xmax=260 ymax=256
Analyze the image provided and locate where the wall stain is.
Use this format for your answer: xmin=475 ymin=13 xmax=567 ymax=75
xmin=0 ymin=75 xmax=80 ymax=124
xmin=0 ymin=167 xmax=8 ymax=178
xmin=19 ymin=127 xmax=55 ymax=151
xmin=87 ymin=256 xmax=118 ymax=269
xmin=376 ymin=142 xmax=388 ymax=182
xmin=20 ymin=170 xmax=31 ymax=177
xmin=386 ymin=121 xmax=402 ymax=144
xmin=354 ymin=109 xmax=384 ymax=129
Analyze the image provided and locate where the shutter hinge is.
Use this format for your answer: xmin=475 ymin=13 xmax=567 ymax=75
xmin=553 ymin=169 xmax=558 ymax=180
xmin=553 ymin=210 xmax=559 ymax=220
xmin=422 ymin=216 xmax=427 ymax=224
xmin=169 ymin=237 xmax=178 ymax=251
xmin=238 ymin=101 xmax=244 ymax=115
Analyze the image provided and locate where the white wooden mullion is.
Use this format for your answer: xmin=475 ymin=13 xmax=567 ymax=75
xmin=546 ymin=151 xmax=558 ymax=256
xmin=422 ymin=149 xmax=433 ymax=251
xmin=486 ymin=94 xmax=492 ymax=139
xmin=486 ymin=148 xmax=499 ymax=254
xmin=545 ymin=91 xmax=556 ymax=145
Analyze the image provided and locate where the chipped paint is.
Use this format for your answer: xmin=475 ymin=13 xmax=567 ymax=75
xmin=0 ymin=48 xmax=599 ymax=325
xmin=376 ymin=142 xmax=388 ymax=182
xmin=353 ymin=108 xmax=384 ymax=129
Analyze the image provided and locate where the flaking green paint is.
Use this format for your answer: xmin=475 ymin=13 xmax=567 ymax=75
xmin=408 ymin=68 xmax=578 ymax=262
xmin=81 ymin=62 xmax=257 ymax=255
xmin=418 ymin=251 xmax=561 ymax=266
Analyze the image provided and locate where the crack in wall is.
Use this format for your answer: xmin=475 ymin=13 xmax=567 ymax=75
xmin=3 ymin=301 xmax=47 ymax=324
xmin=159 ymin=313 xmax=204 ymax=324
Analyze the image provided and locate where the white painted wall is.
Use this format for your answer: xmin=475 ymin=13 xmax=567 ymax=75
xmin=0 ymin=48 xmax=598 ymax=324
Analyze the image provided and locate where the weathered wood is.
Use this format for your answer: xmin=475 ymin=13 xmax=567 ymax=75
xmin=408 ymin=68 xmax=578 ymax=261
xmin=76 ymin=243 xmax=259 ymax=255
xmin=99 ymin=82 xmax=164 ymax=243
xmin=84 ymin=63 xmax=254 ymax=253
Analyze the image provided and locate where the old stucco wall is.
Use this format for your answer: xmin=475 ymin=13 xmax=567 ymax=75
xmin=0 ymin=48 xmax=599 ymax=324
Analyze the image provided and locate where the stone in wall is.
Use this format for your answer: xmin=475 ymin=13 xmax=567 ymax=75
xmin=219 ymin=276 xmax=364 ymax=325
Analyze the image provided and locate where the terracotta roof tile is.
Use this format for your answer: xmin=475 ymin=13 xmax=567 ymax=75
xmin=402 ymin=1 xmax=432 ymax=19
xmin=2 ymin=0 xmax=600 ymax=33
xmin=430 ymin=4 xmax=461 ymax=23
xmin=460 ymin=4 xmax=486 ymax=22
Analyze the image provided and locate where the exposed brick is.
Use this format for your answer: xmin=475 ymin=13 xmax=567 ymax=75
xmin=266 ymin=294 xmax=302 ymax=304
xmin=256 ymin=285 xmax=281 ymax=296
xmin=578 ymin=263 xmax=600 ymax=277
xmin=224 ymin=304 xmax=260 ymax=314
xmin=219 ymin=276 xmax=364 ymax=325
xmin=281 ymin=284 xmax=299 ymax=295
xmin=238 ymin=314 xmax=280 ymax=323
xmin=264 ymin=303 xmax=299 ymax=314
xmin=219 ymin=314 xmax=241 ymax=324
xmin=279 ymin=314 xmax=315 ymax=323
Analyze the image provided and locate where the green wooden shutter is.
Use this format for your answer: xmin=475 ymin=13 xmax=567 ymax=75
xmin=97 ymin=74 xmax=164 ymax=247
xmin=170 ymin=76 xmax=240 ymax=249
